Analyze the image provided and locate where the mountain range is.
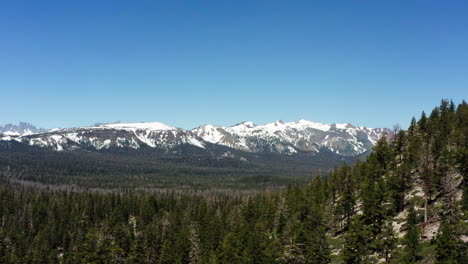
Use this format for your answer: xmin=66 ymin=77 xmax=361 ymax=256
xmin=0 ymin=120 xmax=390 ymax=157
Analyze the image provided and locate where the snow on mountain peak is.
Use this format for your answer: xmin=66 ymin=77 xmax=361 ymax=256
xmin=0 ymin=119 xmax=390 ymax=156
xmin=261 ymin=120 xmax=288 ymax=133
xmin=291 ymin=119 xmax=331 ymax=131
xmin=96 ymin=122 xmax=176 ymax=131
xmin=334 ymin=123 xmax=353 ymax=129
xmin=192 ymin=119 xmax=390 ymax=156
xmin=3 ymin=131 xmax=21 ymax=136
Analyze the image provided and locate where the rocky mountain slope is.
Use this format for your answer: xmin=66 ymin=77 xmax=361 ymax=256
xmin=1 ymin=122 xmax=205 ymax=151
xmin=0 ymin=120 xmax=390 ymax=156
xmin=192 ymin=120 xmax=388 ymax=156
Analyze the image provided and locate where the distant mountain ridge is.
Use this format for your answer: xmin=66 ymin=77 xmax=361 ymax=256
xmin=192 ymin=120 xmax=388 ymax=156
xmin=0 ymin=120 xmax=390 ymax=157
xmin=0 ymin=122 xmax=45 ymax=136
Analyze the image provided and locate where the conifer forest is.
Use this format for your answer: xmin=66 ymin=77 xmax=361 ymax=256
xmin=0 ymin=100 xmax=467 ymax=263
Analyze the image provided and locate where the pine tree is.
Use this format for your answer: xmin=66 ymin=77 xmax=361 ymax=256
xmin=420 ymin=110 xmax=434 ymax=233
xmin=128 ymin=236 xmax=146 ymax=264
xmin=361 ymin=155 xmax=387 ymax=235
xmin=342 ymin=216 xmax=371 ymax=264
xmin=189 ymin=223 xmax=202 ymax=264
xmin=218 ymin=232 xmax=250 ymax=264
xmin=375 ymin=220 xmax=397 ymax=263
xmin=334 ymin=164 xmax=355 ymax=230
xmin=435 ymin=220 xmax=461 ymax=264
xmin=301 ymin=225 xmax=330 ymax=264
xmin=299 ymin=178 xmax=331 ymax=264
xmin=159 ymin=214 xmax=178 ymax=264
xmin=402 ymin=205 xmax=420 ymax=263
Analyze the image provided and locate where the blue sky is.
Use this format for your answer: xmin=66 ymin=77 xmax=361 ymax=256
xmin=1 ymin=1 xmax=467 ymax=129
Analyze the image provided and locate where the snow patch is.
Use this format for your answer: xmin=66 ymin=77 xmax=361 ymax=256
xmin=98 ymin=122 xmax=176 ymax=131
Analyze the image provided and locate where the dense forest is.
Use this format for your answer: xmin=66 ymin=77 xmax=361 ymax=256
xmin=0 ymin=100 xmax=467 ymax=263
xmin=0 ymin=140 xmax=358 ymax=190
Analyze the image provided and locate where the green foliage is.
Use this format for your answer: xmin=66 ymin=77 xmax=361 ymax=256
xmin=402 ymin=205 xmax=420 ymax=264
xmin=0 ymin=99 xmax=466 ymax=263
xmin=375 ymin=220 xmax=398 ymax=263
xmin=435 ymin=220 xmax=464 ymax=264
xmin=342 ymin=216 xmax=372 ymax=264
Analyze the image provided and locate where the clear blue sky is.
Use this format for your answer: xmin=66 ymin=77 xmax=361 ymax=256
xmin=1 ymin=1 xmax=467 ymax=129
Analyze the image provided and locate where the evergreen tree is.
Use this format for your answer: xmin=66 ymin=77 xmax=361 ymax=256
xmin=435 ymin=220 xmax=461 ymax=264
xmin=402 ymin=205 xmax=420 ymax=263
xmin=334 ymin=164 xmax=355 ymax=230
xmin=218 ymin=232 xmax=250 ymax=264
xmin=301 ymin=225 xmax=330 ymax=264
xmin=342 ymin=216 xmax=371 ymax=264
xmin=189 ymin=224 xmax=202 ymax=264
xmin=375 ymin=220 xmax=397 ymax=263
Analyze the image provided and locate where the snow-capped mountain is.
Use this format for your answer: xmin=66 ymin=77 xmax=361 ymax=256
xmin=2 ymin=122 xmax=205 ymax=151
xmin=192 ymin=120 xmax=390 ymax=156
xmin=0 ymin=120 xmax=390 ymax=156
xmin=0 ymin=122 xmax=44 ymax=136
